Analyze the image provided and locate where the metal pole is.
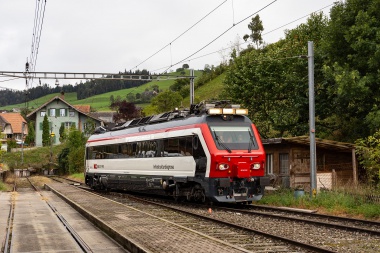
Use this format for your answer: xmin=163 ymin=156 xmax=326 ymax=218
xmin=308 ymin=41 xmax=317 ymax=197
xmin=50 ymin=127 xmax=53 ymax=175
xmin=190 ymin=69 xmax=194 ymax=105
xmin=21 ymin=123 xmax=24 ymax=164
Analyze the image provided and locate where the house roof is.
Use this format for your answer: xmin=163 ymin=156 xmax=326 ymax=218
xmin=262 ymin=136 xmax=355 ymax=152
xmin=0 ymin=113 xmax=27 ymax=133
xmin=88 ymin=112 xmax=115 ymax=123
xmin=26 ymin=96 xmax=102 ymax=123
xmin=74 ymin=105 xmax=91 ymax=113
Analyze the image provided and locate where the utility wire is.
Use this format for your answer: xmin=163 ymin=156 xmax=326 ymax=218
xmin=156 ymin=1 xmax=335 ymax=72
xmin=262 ymin=2 xmax=335 ymax=37
xmin=131 ymin=0 xmax=228 ymax=71
xmin=160 ymin=0 xmax=278 ymax=73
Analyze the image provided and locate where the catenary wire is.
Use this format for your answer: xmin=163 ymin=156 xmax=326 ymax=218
xmin=29 ymin=0 xmax=41 ymax=67
xmin=31 ymin=0 xmax=47 ymax=74
xmin=160 ymin=0 xmax=278 ymax=73
xmin=131 ymin=0 xmax=228 ymax=71
xmin=152 ymin=1 xmax=334 ymax=73
xmin=30 ymin=0 xmax=45 ymax=72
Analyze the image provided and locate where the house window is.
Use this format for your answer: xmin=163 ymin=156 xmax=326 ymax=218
xmin=49 ymin=108 xmax=56 ymax=117
xmin=40 ymin=111 xmax=46 ymax=117
xmin=83 ymin=122 xmax=94 ymax=130
xmin=69 ymin=111 xmax=75 ymax=117
xmin=64 ymin=122 xmax=76 ymax=129
xmin=59 ymin=109 xmax=66 ymax=117
xmin=279 ymin=153 xmax=289 ymax=175
xmin=266 ymin=153 xmax=273 ymax=174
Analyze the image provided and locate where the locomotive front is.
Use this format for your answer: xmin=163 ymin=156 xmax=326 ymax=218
xmin=201 ymin=104 xmax=270 ymax=203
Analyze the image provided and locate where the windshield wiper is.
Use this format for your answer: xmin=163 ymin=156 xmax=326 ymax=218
xmin=248 ymin=130 xmax=254 ymax=153
xmin=213 ymin=130 xmax=231 ymax=153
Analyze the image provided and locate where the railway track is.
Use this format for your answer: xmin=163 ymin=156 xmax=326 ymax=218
xmin=1 ymin=177 xmax=102 ymax=253
xmin=51 ymin=177 xmax=308 ymax=252
xmin=51 ymin=177 xmax=380 ymax=252
xmin=1 ymin=182 xmax=16 ymax=253
xmin=229 ymin=204 xmax=380 ymax=235
xmin=103 ymin=190 xmax=380 ymax=252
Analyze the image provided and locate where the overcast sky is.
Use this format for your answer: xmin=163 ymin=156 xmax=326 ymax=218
xmin=0 ymin=0 xmax=337 ymax=91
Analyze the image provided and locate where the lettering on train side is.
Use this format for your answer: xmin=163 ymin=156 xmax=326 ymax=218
xmin=153 ymin=164 xmax=174 ymax=170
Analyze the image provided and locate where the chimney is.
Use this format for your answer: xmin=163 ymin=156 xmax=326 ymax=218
xmin=60 ymin=91 xmax=65 ymax=100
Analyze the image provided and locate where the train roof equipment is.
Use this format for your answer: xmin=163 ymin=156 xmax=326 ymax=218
xmin=94 ymin=100 xmax=248 ymax=134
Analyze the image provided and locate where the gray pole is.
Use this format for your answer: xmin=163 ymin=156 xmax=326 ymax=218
xmin=190 ymin=69 xmax=194 ymax=105
xmin=308 ymin=41 xmax=317 ymax=197
xmin=21 ymin=123 xmax=24 ymax=164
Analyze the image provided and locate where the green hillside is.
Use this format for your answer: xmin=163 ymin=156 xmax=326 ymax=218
xmin=182 ymin=73 xmax=226 ymax=108
xmin=0 ymin=70 xmax=225 ymax=112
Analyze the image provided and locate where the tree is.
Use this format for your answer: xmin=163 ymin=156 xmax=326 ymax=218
xmin=59 ymin=124 xmax=67 ymax=143
xmin=355 ymin=129 xmax=380 ymax=186
xmin=244 ymin=15 xmax=264 ymax=49
xmin=150 ymin=91 xmax=183 ymax=113
xmin=42 ymin=115 xmax=50 ymax=147
xmin=225 ymin=13 xmax=328 ymax=138
xmin=84 ymin=118 xmax=96 ymax=136
xmin=110 ymin=100 xmax=143 ymax=123
xmin=67 ymin=126 xmax=86 ymax=174
xmin=182 ymin=64 xmax=189 ymax=69
xmin=24 ymin=121 xmax=35 ymax=146
xmin=320 ymin=0 xmax=380 ymax=141
xmin=126 ymin=92 xmax=135 ymax=102
xmin=169 ymin=78 xmax=189 ymax=93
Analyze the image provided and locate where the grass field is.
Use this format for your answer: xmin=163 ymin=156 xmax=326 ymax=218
xmin=0 ymin=70 xmax=204 ymax=111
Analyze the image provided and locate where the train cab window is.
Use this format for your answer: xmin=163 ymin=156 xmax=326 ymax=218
xmin=193 ymin=135 xmax=206 ymax=172
xmin=209 ymin=125 xmax=258 ymax=150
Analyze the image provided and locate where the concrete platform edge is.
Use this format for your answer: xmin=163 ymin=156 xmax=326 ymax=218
xmin=44 ymin=183 xmax=152 ymax=253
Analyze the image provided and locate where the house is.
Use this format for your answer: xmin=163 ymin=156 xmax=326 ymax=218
xmin=0 ymin=113 xmax=28 ymax=145
xmin=88 ymin=111 xmax=116 ymax=128
xmin=262 ymin=136 xmax=357 ymax=191
xmin=27 ymin=95 xmax=103 ymax=147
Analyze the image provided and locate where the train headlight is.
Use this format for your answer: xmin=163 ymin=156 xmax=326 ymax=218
xmin=222 ymin=108 xmax=235 ymax=114
xmin=235 ymin=108 xmax=248 ymax=115
xmin=251 ymin=163 xmax=261 ymax=170
xmin=217 ymin=163 xmax=229 ymax=170
xmin=208 ymin=108 xmax=223 ymax=115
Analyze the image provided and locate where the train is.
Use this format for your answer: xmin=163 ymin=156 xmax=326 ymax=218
xmin=84 ymin=100 xmax=270 ymax=203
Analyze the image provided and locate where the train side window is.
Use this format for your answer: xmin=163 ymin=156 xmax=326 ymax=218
xmin=179 ymin=137 xmax=186 ymax=156
xmin=165 ymin=138 xmax=180 ymax=156
xmin=155 ymin=140 xmax=164 ymax=157
xmin=87 ymin=147 xmax=93 ymax=159
xmin=146 ymin=141 xmax=156 ymax=157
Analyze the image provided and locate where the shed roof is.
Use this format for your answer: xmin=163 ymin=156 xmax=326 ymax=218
xmin=262 ymin=136 xmax=355 ymax=152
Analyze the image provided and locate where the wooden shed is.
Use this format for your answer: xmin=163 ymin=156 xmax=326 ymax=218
xmin=262 ymin=136 xmax=357 ymax=191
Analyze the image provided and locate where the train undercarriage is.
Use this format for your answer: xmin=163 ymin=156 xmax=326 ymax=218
xmin=85 ymin=173 xmax=268 ymax=203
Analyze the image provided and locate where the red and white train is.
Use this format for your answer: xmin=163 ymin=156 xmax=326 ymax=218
xmin=85 ymin=101 xmax=269 ymax=203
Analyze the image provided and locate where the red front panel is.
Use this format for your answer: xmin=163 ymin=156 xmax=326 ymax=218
xmin=201 ymin=124 xmax=266 ymax=179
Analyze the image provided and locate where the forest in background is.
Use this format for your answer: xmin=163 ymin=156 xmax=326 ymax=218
xmin=0 ymin=69 xmax=150 ymax=106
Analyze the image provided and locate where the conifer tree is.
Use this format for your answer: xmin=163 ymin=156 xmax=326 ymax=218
xmin=42 ymin=115 xmax=50 ymax=147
